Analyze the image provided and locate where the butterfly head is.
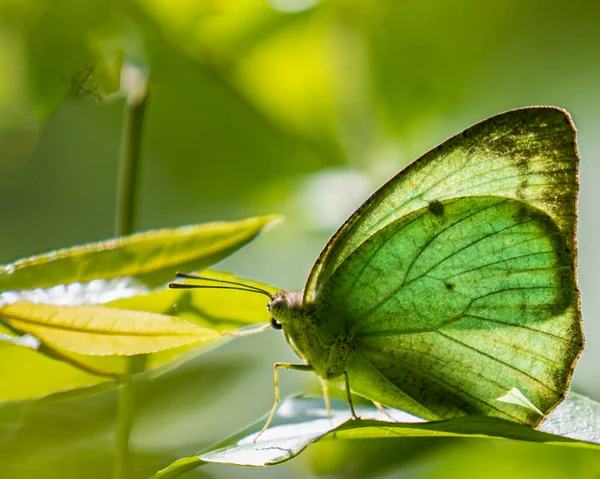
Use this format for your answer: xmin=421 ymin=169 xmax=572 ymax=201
xmin=268 ymin=289 xmax=303 ymax=331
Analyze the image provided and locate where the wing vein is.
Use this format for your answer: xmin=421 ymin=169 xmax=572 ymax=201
xmin=361 ymin=347 xmax=526 ymax=422
xmin=444 ymin=250 xmax=558 ymax=279
xmin=354 ymin=198 xmax=544 ymax=326
xmin=463 ymin=314 xmax=579 ymax=344
xmin=400 ymin=198 xmax=507 ymax=285
xmin=404 ymin=218 xmax=555 ymax=286
xmin=434 ymin=330 xmax=561 ymax=395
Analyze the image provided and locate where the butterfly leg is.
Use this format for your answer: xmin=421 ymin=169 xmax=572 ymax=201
xmin=343 ymin=371 xmax=359 ymax=420
xmin=319 ymin=377 xmax=333 ymax=422
xmin=372 ymin=401 xmax=396 ymax=421
xmin=254 ymin=362 xmax=314 ymax=442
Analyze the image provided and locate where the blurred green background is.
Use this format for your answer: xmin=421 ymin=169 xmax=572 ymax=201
xmin=1 ymin=0 xmax=599 ymax=477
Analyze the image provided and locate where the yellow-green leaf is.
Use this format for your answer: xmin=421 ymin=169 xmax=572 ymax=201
xmin=0 ymin=335 xmax=116 ymax=402
xmin=0 ymin=271 xmax=277 ymax=402
xmin=0 ymin=215 xmax=278 ymax=291
xmin=108 ymin=270 xmax=277 ymax=329
xmin=0 ymin=302 xmax=219 ymax=355
xmin=108 ymin=270 xmax=278 ymax=372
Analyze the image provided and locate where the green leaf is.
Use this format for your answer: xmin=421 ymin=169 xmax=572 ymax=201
xmin=151 ymin=393 xmax=600 ymax=477
xmin=0 ymin=302 xmax=219 ymax=355
xmin=0 ymin=271 xmax=276 ymax=402
xmin=107 ymin=270 xmax=278 ymax=372
xmin=0 ymin=335 xmax=118 ymax=403
xmin=107 ymin=270 xmax=278 ymax=327
xmin=0 ymin=215 xmax=278 ymax=291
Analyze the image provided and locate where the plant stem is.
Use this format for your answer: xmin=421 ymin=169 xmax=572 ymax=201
xmin=113 ymin=355 xmax=147 ymax=479
xmin=115 ymin=82 xmax=149 ymax=236
xmin=113 ymin=69 xmax=150 ymax=479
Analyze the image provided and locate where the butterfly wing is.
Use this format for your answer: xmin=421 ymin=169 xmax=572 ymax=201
xmin=305 ymin=107 xmax=582 ymax=425
xmin=305 ymin=107 xmax=578 ymax=302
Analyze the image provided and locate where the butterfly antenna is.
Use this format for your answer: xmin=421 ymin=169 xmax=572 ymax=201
xmin=169 ymin=272 xmax=273 ymax=299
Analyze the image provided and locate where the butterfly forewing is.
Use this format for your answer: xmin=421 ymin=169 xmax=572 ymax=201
xmin=305 ymin=107 xmax=579 ymax=303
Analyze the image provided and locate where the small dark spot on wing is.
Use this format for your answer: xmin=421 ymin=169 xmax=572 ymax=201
xmin=428 ymin=200 xmax=444 ymax=216
xmin=445 ymin=282 xmax=455 ymax=291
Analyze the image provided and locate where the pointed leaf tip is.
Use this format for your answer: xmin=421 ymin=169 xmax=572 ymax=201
xmin=0 ymin=215 xmax=280 ymax=291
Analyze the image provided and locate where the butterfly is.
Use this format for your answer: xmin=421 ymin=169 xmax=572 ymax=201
xmin=171 ymin=106 xmax=583 ymax=433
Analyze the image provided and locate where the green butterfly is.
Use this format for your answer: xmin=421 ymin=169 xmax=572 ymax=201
xmin=173 ymin=106 xmax=583 ymax=432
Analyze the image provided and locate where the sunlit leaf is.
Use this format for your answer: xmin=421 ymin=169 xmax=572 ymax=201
xmin=0 ymin=215 xmax=278 ymax=291
xmin=0 ymin=338 xmax=116 ymax=403
xmin=151 ymin=393 xmax=600 ymax=477
xmin=0 ymin=277 xmax=147 ymax=307
xmin=0 ymin=271 xmax=276 ymax=402
xmin=108 ymin=270 xmax=277 ymax=327
xmin=108 ymin=270 xmax=277 ymax=371
xmin=0 ymin=302 xmax=219 ymax=355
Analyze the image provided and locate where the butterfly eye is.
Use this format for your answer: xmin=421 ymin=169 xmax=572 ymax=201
xmin=270 ymin=317 xmax=283 ymax=330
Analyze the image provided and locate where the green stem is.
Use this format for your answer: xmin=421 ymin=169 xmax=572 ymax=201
xmin=115 ymin=85 xmax=149 ymax=236
xmin=113 ymin=356 xmax=147 ymax=479
xmin=113 ymin=76 xmax=150 ymax=479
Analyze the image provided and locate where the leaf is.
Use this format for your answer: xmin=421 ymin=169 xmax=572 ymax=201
xmin=0 ymin=215 xmax=278 ymax=291
xmin=0 ymin=302 xmax=219 ymax=355
xmin=151 ymin=393 xmax=600 ymax=477
xmin=107 ymin=270 xmax=278 ymax=372
xmin=0 ymin=334 xmax=118 ymax=403
xmin=0 ymin=277 xmax=148 ymax=307
xmin=107 ymin=270 xmax=277 ymax=328
xmin=0 ymin=271 xmax=276 ymax=402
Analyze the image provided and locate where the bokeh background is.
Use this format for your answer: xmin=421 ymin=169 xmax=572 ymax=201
xmin=1 ymin=0 xmax=599 ymax=478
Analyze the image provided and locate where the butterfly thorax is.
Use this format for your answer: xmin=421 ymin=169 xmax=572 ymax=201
xmin=269 ymin=290 xmax=351 ymax=380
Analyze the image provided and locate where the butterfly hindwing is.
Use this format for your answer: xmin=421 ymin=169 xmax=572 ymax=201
xmin=316 ymin=195 xmax=579 ymax=424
